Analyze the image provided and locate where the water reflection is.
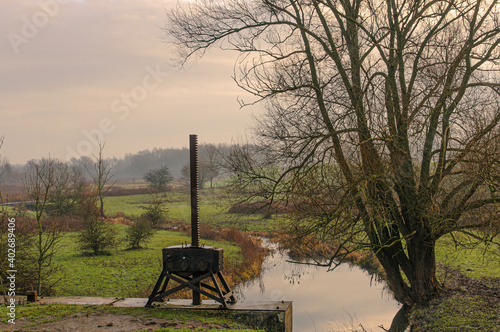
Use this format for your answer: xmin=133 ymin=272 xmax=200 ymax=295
xmin=387 ymin=306 xmax=410 ymax=332
xmin=234 ymin=242 xmax=408 ymax=331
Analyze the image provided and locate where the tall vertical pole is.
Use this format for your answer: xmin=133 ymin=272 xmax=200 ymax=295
xmin=190 ymin=134 xmax=200 ymax=248
xmin=189 ymin=134 xmax=201 ymax=305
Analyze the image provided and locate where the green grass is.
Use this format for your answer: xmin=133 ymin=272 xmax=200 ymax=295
xmin=410 ymin=232 xmax=500 ymax=331
xmin=52 ymin=226 xmax=243 ymax=298
xmin=0 ymin=303 xmax=264 ymax=331
xmin=104 ymin=194 xmax=153 ymax=217
xmin=410 ymin=295 xmax=499 ymax=331
xmin=103 ymin=190 xmax=280 ymax=232
xmin=1 ymin=190 xmax=268 ymax=330
xmin=435 ymin=232 xmax=500 ymax=279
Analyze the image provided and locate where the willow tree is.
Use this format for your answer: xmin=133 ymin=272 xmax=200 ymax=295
xmin=166 ymin=0 xmax=500 ymax=305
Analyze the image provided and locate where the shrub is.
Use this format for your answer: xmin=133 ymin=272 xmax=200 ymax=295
xmin=125 ymin=218 xmax=156 ymax=249
xmin=79 ymin=217 xmax=117 ymax=255
xmin=0 ymin=211 xmax=61 ymax=296
xmin=77 ymin=186 xmax=117 ymax=255
xmin=140 ymin=194 xmax=169 ymax=228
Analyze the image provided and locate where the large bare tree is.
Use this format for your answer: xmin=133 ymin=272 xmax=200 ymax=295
xmin=166 ymin=0 xmax=500 ymax=305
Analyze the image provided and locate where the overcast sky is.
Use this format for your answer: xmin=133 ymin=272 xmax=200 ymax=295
xmin=1 ymin=0 xmax=259 ymax=164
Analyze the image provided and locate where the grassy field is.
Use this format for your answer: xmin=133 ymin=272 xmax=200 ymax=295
xmin=435 ymin=232 xmax=500 ymax=279
xmin=103 ymin=189 xmax=499 ymax=279
xmin=3 ymin=185 xmax=499 ymax=331
xmin=0 ymin=188 xmax=270 ymax=331
xmin=103 ymin=189 xmax=280 ymax=232
xmin=52 ymin=226 xmax=243 ymax=298
xmin=410 ymin=293 xmax=499 ymax=331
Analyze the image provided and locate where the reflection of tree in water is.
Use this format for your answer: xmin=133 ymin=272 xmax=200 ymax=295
xmin=234 ymin=240 xmax=406 ymax=331
xmin=283 ymin=267 xmax=305 ymax=286
xmin=325 ymin=306 xmax=409 ymax=332
xmin=258 ymin=271 xmax=265 ymax=296
xmin=235 ymin=242 xmax=316 ymax=299
xmin=282 ymin=260 xmax=314 ymax=287
xmin=263 ymin=246 xmax=318 ymax=296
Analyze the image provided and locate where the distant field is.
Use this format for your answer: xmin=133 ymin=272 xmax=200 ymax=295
xmin=103 ymin=189 xmax=281 ymax=232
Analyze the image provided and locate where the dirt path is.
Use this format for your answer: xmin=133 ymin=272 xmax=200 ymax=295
xmin=2 ymin=312 xmax=234 ymax=331
xmin=440 ymin=264 xmax=500 ymax=304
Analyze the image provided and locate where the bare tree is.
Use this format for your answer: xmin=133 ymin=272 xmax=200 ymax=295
xmin=166 ymin=0 xmax=500 ymax=305
xmin=23 ymin=158 xmax=61 ymax=295
xmin=201 ymin=144 xmax=222 ymax=188
xmin=0 ymin=159 xmax=11 ymax=184
xmin=0 ymin=137 xmax=12 ymax=184
xmin=86 ymin=141 xmax=115 ymax=218
xmin=181 ymin=144 xmax=223 ymax=189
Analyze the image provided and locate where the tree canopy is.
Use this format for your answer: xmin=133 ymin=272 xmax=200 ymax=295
xmin=166 ymin=0 xmax=500 ymax=305
xmin=144 ymin=165 xmax=173 ymax=191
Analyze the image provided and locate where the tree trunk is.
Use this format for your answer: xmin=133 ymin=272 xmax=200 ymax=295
xmin=375 ymin=248 xmax=413 ymax=305
xmin=375 ymin=236 xmax=439 ymax=305
xmin=37 ymin=232 xmax=43 ymax=295
xmin=99 ymin=195 xmax=105 ymax=218
xmin=407 ymin=237 xmax=439 ymax=303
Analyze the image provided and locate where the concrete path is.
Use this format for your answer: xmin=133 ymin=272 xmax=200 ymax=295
xmin=2 ymin=296 xmax=293 ymax=331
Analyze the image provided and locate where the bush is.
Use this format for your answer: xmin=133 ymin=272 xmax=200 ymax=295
xmin=125 ymin=218 xmax=156 ymax=249
xmin=79 ymin=217 xmax=117 ymax=255
xmin=77 ymin=186 xmax=117 ymax=255
xmin=140 ymin=194 xmax=169 ymax=227
xmin=0 ymin=211 xmax=60 ymax=296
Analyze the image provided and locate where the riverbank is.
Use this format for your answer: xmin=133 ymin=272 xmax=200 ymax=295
xmin=407 ymin=234 xmax=500 ymax=331
xmin=275 ymin=231 xmax=499 ymax=331
xmin=409 ymin=266 xmax=500 ymax=331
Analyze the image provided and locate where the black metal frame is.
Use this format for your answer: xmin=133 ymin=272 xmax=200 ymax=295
xmin=146 ymin=268 xmax=236 ymax=308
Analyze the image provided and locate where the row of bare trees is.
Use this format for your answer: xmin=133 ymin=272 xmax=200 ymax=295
xmin=166 ymin=0 xmax=500 ymax=305
xmin=181 ymin=143 xmax=223 ymax=189
xmin=0 ymin=141 xmax=116 ymax=295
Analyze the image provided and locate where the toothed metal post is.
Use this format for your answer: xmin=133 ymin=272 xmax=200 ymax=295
xmin=190 ymin=134 xmax=200 ymax=248
xmin=189 ymin=134 xmax=201 ymax=305
xmin=146 ymin=135 xmax=234 ymax=308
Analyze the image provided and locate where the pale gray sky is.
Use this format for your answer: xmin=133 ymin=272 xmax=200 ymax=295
xmin=1 ymin=0 xmax=258 ymax=164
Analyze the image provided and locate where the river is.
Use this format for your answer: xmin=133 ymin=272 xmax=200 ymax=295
xmin=234 ymin=242 xmax=406 ymax=332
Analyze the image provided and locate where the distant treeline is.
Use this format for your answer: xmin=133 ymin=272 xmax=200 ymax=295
xmin=0 ymin=144 xmax=233 ymax=184
xmin=113 ymin=147 xmax=190 ymax=179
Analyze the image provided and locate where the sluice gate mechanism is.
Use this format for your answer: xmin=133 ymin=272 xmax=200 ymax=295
xmin=146 ymin=134 xmax=236 ymax=308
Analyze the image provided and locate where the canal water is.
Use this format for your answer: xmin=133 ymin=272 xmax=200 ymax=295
xmin=234 ymin=242 xmax=404 ymax=332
